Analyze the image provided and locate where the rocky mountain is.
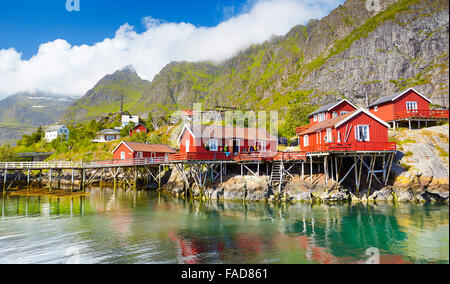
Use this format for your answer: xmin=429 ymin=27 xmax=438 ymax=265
xmin=63 ymin=65 xmax=152 ymax=122
xmin=0 ymin=92 xmax=78 ymax=143
xmin=63 ymin=0 xmax=449 ymax=122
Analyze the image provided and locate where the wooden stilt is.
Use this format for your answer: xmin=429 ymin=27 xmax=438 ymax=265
xmin=385 ymin=153 xmax=395 ymax=186
xmin=324 ymin=156 xmax=328 ymax=186
xmin=49 ymin=169 xmax=53 ymax=191
xmin=301 ymin=161 xmax=305 ymax=180
xmin=3 ymin=168 xmax=6 ymax=192
xmin=310 ymin=156 xmax=313 ymax=183
xmin=367 ymin=155 xmax=376 ymax=197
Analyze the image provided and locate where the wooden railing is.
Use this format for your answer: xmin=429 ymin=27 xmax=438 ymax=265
xmin=302 ymin=142 xmax=396 ymax=153
xmin=0 ymin=157 xmax=169 ymax=170
xmin=234 ymin=151 xmax=307 ymax=162
xmin=296 ymin=124 xmax=311 ymax=134
xmin=169 ymin=152 xmax=234 ymax=162
xmin=394 ymin=109 xmax=449 ymax=120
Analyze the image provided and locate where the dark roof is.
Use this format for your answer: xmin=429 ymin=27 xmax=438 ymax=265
xmin=300 ymin=111 xmax=355 ymax=135
xmin=368 ymin=94 xmax=398 ymax=108
xmin=307 ymin=99 xmax=357 ymax=118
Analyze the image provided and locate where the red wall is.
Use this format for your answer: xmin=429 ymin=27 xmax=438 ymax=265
xmin=130 ymin=124 xmax=147 ymax=136
xmin=179 ymin=130 xmax=277 ymax=153
xmin=113 ymin=143 xmax=169 ymax=159
xmin=299 ymin=112 xmax=388 ymax=150
xmin=369 ymin=89 xmax=430 ymax=122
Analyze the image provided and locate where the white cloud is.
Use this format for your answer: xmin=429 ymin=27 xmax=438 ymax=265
xmin=0 ymin=0 xmax=343 ymax=99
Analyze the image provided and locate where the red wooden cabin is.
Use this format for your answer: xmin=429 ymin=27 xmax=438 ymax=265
xmin=296 ymin=99 xmax=358 ymax=133
xmin=112 ymin=141 xmax=176 ymax=160
xmin=173 ymin=124 xmax=278 ymax=161
xmin=297 ymin=109 xmax=395 ymax=153
xmin=129 ymin=123 xmax=148 ymax=137
xmin=368 ymin=87 xmax=449 ymax=128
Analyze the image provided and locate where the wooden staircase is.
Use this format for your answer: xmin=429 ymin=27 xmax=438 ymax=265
xmin=270 ymin=161 xmax=284 ymax=193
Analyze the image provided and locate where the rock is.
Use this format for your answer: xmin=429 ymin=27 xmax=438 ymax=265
xmin=371 ymin=187 xmax=393 ymax=201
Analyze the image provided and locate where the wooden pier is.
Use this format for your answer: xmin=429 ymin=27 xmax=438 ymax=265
xmin=1 ymin=145 xmax=396 ymax=197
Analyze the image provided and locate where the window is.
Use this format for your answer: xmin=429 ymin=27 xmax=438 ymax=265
xmin=406 ymin=101 xmax=418 ymax=111
xmin=209 ymin=139 xmax=218 ymax=151
xmin=137 ymin=152 xmax=143 ymax=159
xmin=374 ymin=106 xmax=378 ymax=112
xmin=326 ymin=128 xmax=333 ymax=143
xmin=313 ymin=115 xmax=318 ymax=122
xmin=120 ymin=152 xmax=126 ymax=160
xmin=185 ymin=140 xmax=190 ymax=152
xmin=341 ymin=111 xmax=349 ymax=115
xmin=318 ymin=113 xmax=325 ymax=122
xmin=303 ymin=135 xmax=309 ymax=147
xmin=337 ymin=131 xmax=341 ymax=143
xmin=355 ymin=125 xmax=370 ymax=142
xmin=332 ymin=111 xmax=338 ymax=118
xmin=257 ymin=141 xmax=267 ymax=152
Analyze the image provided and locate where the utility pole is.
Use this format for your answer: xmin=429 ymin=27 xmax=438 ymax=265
xmin=120 ymin=94 xmax=124 ymax=113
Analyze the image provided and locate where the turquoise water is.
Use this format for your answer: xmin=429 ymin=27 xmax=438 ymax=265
xmin=0 ymin=188 xmax=448 ymax=264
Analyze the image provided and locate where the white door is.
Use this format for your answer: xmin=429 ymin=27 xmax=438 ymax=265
xmin=120 ymin=152 xmax=125 ymax=160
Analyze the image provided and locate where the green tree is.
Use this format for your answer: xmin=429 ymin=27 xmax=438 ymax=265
xmin=279 ymin=103 xmax=317 ymax=138
xmin=0 ymin=144 xmax=15 ymax=162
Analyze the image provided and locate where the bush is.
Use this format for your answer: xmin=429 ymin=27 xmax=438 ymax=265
xmin=0 ymin=144 xmax=15 ymax=162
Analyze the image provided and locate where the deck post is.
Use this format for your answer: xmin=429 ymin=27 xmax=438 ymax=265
xmin=49 ymin=169 xmax=53 ymax=191
xmin=257 ymin=162 xmax=260 ymax=176
xmin=159 ymin=165 xmax=162 ymax=190
xmin=385 ymin=153 xmax=395 ymax=186
xmin=408 ymin=119 xmax=411 ymax=130
xmin=2 ymin=168 xmax=6 ymax=192
xmin=71 ymin=169 xmax=74 ymax=191
xmin=354 ymin=157 xmax=358 ymax=196
xmin=38 ymin=170 xmax=42 ymax=189
xmin=425 ymin=121 xmax=428 ymax=127
xmin=27 ymin=168 xmax=30 ymax=190
xmin=57 ymin=170 xmax=61 ymax=190
xmin=367 ymin=155 xmax=376 ymax=197
xmin=241 ymin=164 xmax=243 ymax=176
xmin=310 ymin=156 xmax=313 ymax=183
xmin=81 ymin=169 xmax=85 ymax=192
xmin=324 ymin=156 xmax=328 ymax=186
xmin=301 ymin=161 xmax=305 ymax=180
xmin=220 ymin=162 xmax=223 ymax=184
xmin=418 ymin=120 xmax=420 ymax=128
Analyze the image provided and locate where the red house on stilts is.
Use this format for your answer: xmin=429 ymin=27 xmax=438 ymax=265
xmin=297 ymin=108 xmax=395 ymax=153
xmin=368 ymin=87 xmax=449 ymax=130
xmin=171 ymin=124 xmax=278 ymax=161
xmin=112 ymin=141 xmax=176 ymax=161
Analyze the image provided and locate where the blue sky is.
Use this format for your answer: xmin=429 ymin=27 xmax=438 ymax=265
xmin=0 ymin=0 xmax=344 ymax=98
xmin=0 ymin=0 xmax=249 ymax=59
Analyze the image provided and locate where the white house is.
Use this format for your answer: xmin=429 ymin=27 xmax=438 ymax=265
xmin=121 ymin=115 xmax=139 ymax=128
xmin=92 ymin=129 xmax=121 ymax=143
xmin=45 ymin=125 xmax=69 ymax=142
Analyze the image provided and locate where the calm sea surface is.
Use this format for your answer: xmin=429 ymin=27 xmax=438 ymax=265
xmin=0 ymin=188 xmax=448 ymax=264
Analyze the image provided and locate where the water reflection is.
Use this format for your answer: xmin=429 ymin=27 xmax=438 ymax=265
xmin=0 ymin=188 xmax=448 ymax=264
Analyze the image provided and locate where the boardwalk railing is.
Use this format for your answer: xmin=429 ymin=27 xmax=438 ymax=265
xmin=394 ymin=109 xmax=449 ymax=120
xmin=234 ymin=151 xmax=306 ymax=162
xmin=0 ymin=157 xmax=169 ymax=170
xmin=303 ymin=142 xmax=396 ymax=153
xmin=169 ymin=152 xmax=234 ymax=162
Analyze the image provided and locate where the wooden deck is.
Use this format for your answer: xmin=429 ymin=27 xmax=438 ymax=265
xmin=393 ymin=109 xmax=449 ymax=121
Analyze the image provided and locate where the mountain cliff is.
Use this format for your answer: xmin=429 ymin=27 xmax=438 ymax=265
xmin=63 ymin=0 xmax=449 ymax=122
xmin=0 ymin=92 xmax=77 ymax=143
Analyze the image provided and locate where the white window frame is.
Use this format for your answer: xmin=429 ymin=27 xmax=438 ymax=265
xmin=341 ymin=111 xmax=349 ymax=115
xmin=355 ymin=125 xmax=370 ymax=142
xmin=318 ymin=113 xmax=325 ymax=122
xmin=257 ymin=141 xmax=267 ymax=152
xmin=120 ymin=151 xmax=126 ymax=160
xmin=303 ymin=135 xmax=309 ymax=147
xmin=313 ymin=115 xmax=318 ymax=122
xmin=326 ymin=128 xmax=333 ymax=143
xmin=406 ymin=101 xmax=418 ymax=111
xmin=337 ymin=131 xmax=341 ymax=143
xmin=209 ymin=139 xmax=218 ymax=151
xmin=332 ymin=111 xmax=338 ymax=118
xmin=185 ymin=140 xmax=190 ymax=152
xmin=374 ymin=106 xmax=378 ymax=112
xmin=136 ymin=152 xmax=143 ymax=159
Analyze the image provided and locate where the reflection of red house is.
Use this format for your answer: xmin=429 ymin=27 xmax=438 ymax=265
xmin=297 ymin=109 xmax=393 ymax=152
xmin=177 ymin=124 xmax=278 ymax=154
xmin=368 ymin=88 xmax=449 ymax=128
xmin=112 ymin=141 xmax=176 ymax=160
xmin=129 ymin=123 xmax=148 ymax=137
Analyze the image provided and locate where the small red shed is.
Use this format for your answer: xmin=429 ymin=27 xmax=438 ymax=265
xmin=298 ymin=109 xmax=392 ymax=152
xmin=112 ymin=141 xmax=176 ymax=160
xmin=177 ymin=124 xmax=278 ymax=154
xmin=129 ymin=123 xmax=148 ymax=137
xmin=307 ymin=99 xmax=358 ymax=126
